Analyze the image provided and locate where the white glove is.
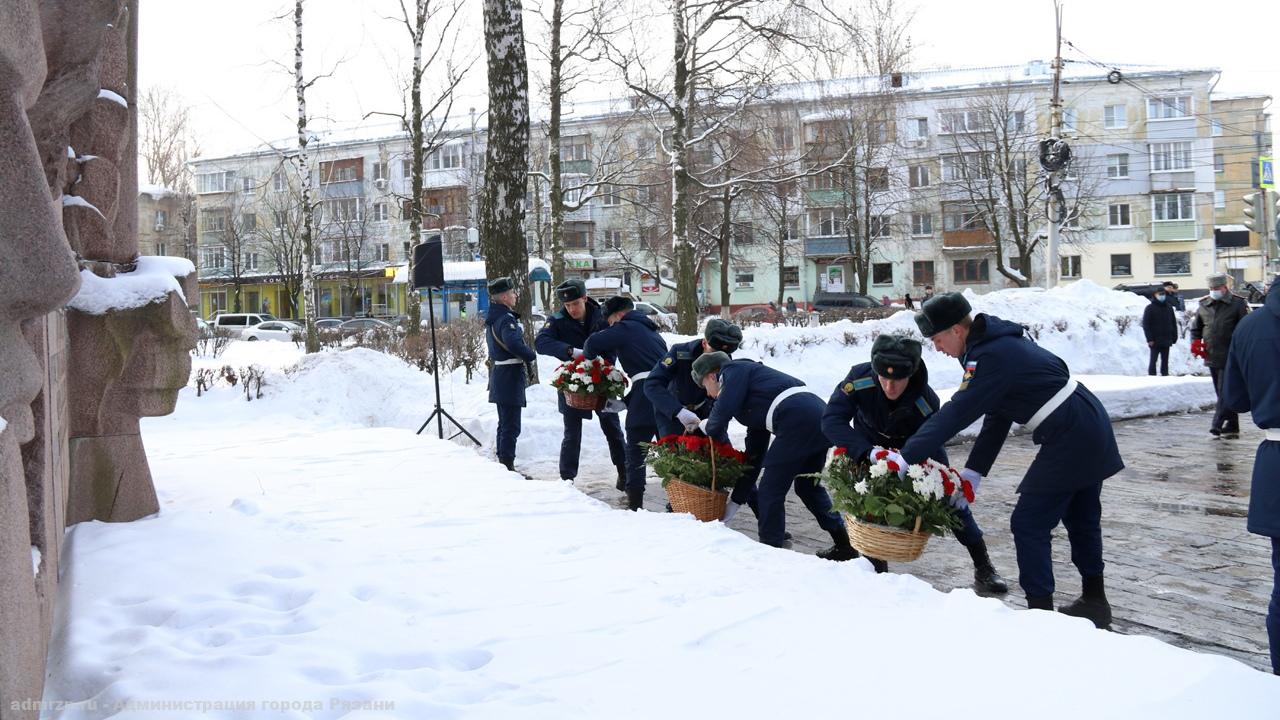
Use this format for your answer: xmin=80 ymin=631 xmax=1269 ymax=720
xmin=676 ymin=408 xmax=701 ymax=431
xmin=872 ymin=449 xmax=908 ymax=477
xmin=571 ymin=347 xmax=585 ymax=359
xmin=950 ymin=468 xmax=982 ymax=510
xmin=722 ymin=501 xmax=742 ymax=523
xmin=602 ymin=398 xmax=627 ymax=414
xmin=867 ymin=446 xmax=886 ymax=463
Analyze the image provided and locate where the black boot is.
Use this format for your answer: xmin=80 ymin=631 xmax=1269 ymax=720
xmin=966 ymin=541 xmax=1010 ymax=596
xmin=626 ymin=487 xmax=644 ymax=511
xmin=1026 ymin=594 xmax=1054 ymax=611
xmin=816 ymin=526 xmax=860 ymax=562
xmin=500 ymin=458 xmax=514 ymax=472
xmin=1059 ymin=575 xmax=1112 ymax=629
xmin=868 ymin=557 xmax=889 ymax=574
xmin=615 ymin=467 xmax=627 ymax=493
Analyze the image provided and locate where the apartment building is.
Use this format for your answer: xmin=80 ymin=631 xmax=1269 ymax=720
xmin=191 ymin=61 xmax=1270 ymax=318
xmin=137 ymin=185 xmax=192 ymax=260
xmin=1210 ymin=94 xmax=1274 ymax=286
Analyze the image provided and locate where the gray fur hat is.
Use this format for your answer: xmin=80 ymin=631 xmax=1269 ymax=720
xmin=1206 ymin=274 xmax=1230 ymax=288
xmin=690 ymin=351 xmax=731 ymax=384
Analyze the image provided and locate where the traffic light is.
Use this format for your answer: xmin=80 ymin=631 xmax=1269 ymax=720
xmin=1242 ymin=192 xmax=1263 ymax=233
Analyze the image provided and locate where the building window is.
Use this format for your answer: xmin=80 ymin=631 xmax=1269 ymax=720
xmin=939 ymin=110 xmax=984 ymax=134
xmin=320 ymin=159 xmax=360 ymax=183
xmin=241 ymin=176 xmax=254 ymax=194
xmin=563 ymin=135 xmax=589 ymax=162
xmin=600 ymin=184 xmax=622 ymax=206
xmin=952 ymin=258 xmax=989 ymax=283
xmin=867 ymin=167 xmax=889 ymax=191
xmin=402 ymin=241 xmax=411 ymax=259
xmin=1148 ymin=95 xmax=1191 ymax=120
xmin=1213 ymin=153 xmax=1224 ymax=173
xmin=202 ymin=246 xmax=225 ymax=268
xmin=243 ymin=252 xmax=259 ymax=270
xmin=870 ymin=215 xmax=892 ymax=238
xmin=1108 ymin=203 xmax=1131 ymax=227
xmin=1104 ymin=104 xmax=1126 ymax=129
xmin=731 ymin=222 xmax=755 ymax=245
xmin=782 ymin=265 xmax=800 ymax=287
xmin=941 ymin=153 xmax=987 ymax=182
xmin=154 ymin=210 xmax=168 ymax=229
xmin=734 ymin=267 xmax=755 ymax=288
xmin=240 ymin=213 xmax=256 ymax=232
xmin=1211 ymin=120 xmax=1223 ymax=136
xmin=605 ymin=230 xmax=624 ymax=249
xmin=1061 ymin=255 xmax=1081 ymax=278
xmin=1150 ymin=141 xmax=1193 ymax=171
xmin=809 ymin=169 xmax=841 ymax=191
xmin=429 ymin=143 xmax=467 ymax=170
xmin=154 ymin=241 xmax=166 ymax=256
xmin=196 ymin=171 xmax=232 ymax=194
xmin=377 ymin=243 xmax=390 ymax=262
xmin=1154 ymin=251 xmax=1191 ymax=275
xmin=400 ymin=158 xmax=412 ymax=178
xmin=324 ymin=197 xmax=362 ymax=223
xmin=1006 ymin=110 xmax=1026 ymax=133
xmin=1062 ymin=108 xmax=1077 ymax=133
xmin=1110 ymin=253 xmax=1132 ymax=277
xmin=1152 ymin=192 xmax=1195 ymax=221
xmin=910 ymin=212 xmax=932 ymax=236
xmin=908 ymin=164 xmax=930 ymax=188
xmin=1214 ymin=190 xmax=1226 ymax=208
xmin=372 ymin=202 xmax=388 ymax=222
xmin=563 ymin=228 xmax=590 ymax=249
xmin=1106 ymin=153 xmax=1129 ymax=178
xmin=943 ymin=204 xmax=983 ymax=231
xmin=201 ymin=210 xmax=227 ymax=232
xmin=912 ymin=261 xmax=935 ymax=286
xmin=273 ymin=210 xmax=286 ymax=229
xmin=808 ymin=208 xmax=844 ymax=237
xmin=772 ymin=126 xmax=795 ymax=150
xmin=872 ymin=262 xmax=893 ymax=285
xmin=373 ymin=161 xmax=388 ymax=181
xmin=272 ymin=171 xmax=286 ymax=192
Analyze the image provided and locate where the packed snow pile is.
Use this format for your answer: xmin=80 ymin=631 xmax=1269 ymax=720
xmin=41 ymin=415 xmax=1279 ymax=719
xmin=68 ymin=256 xmax=196 ymax=315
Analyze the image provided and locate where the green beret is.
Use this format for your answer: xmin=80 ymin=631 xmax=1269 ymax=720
xmin=488 ymin=276 xmax=514 ymax=295
xmin=914 ymin=292 xmax=971 ymax=338
xmin=691 ymin=351 xmax=731 ymax=384
xmin=704 ymin=318 xmax=743 ymax=352
xmin=871 ymin=335 xmax=922 ymax=378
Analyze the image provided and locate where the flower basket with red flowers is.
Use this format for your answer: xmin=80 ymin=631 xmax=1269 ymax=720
xmin=643 ymin=435 xmax=751 ymax=522
xmin=549 ymin=357 xmax=629 ymax=411
xmin=819 ymin=447 xmax=964 ymax=562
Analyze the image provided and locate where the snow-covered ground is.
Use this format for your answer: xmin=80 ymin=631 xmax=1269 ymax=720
xmin=42 ymin=282 xmax=1276 ymax=718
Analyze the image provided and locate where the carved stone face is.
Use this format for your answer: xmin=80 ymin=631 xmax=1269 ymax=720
xmin=104 ymin=290 xmax=196 ymax=420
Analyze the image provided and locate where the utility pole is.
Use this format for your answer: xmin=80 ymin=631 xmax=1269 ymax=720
xmin=1043 ymin=0 xmax=1064 ymax=290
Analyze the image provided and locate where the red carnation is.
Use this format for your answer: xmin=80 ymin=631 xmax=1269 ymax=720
xmin=961 ymin=480 xmax=975 ymax=503
xmin=873 ymin=449 xmax=889 ymax=461
xmin=833 ymin=447 xmax=848 ymax=456
xmin=656 ymin=435 xmax=678 ymax=446
xmin=591 ymin=369 xmax=602 ymax=383
xmin=886 ymin=460 xmax=900 ymax=473
xmin=680 ymin=436 xmax=702 ymax=452
xmin=943 ymin=477 xmax=955 ymax=496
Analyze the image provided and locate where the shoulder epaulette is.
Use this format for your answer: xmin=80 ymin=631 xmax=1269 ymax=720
xmin=852 ymin=377 xmax=875 ymax=391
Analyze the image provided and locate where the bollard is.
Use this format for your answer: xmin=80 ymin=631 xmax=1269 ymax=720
xmin=808 ymin=310 xmax=820 ymax=328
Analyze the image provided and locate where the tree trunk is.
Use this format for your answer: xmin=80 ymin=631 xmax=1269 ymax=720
xmin=405 ymin=0 xmax=426 ymax=336
xmin=670 ymin=0 xmax=697 ymax=333
xmin=717 ymin=185 xmax=732 ymax=319
xmin=481 ymin=0 xmax=537 ymax=372
xmin=295 ymin=0 xmax=320 ymax=352
xmin=547 ymin=0 xmax=565 ymax=287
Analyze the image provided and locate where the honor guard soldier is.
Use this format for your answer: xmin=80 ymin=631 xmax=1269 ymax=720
xmin=645 ymin=318 xmax=743 ymax=437
xmin=484 ymin=277 xmax=536 ymax=472
xmin=822 ymin=334 xmax=1009 ymax=591
xmin=535 ymin=279 xmax=627 ymax=488
xmin=1222 ymin=275 xmax=1280 ymax=675
xmin=692 ymin=352 xmax=852 ymax=559
xmin=900 ymin=293 xmax=1123 ymax=628
xmin=583 ymin=296 xmax=668 ymax=510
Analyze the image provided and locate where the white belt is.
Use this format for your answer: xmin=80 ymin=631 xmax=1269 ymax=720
xmin=1024 ymin=378 xmax=1078 ymax=433
xmin=630 ymin=371 xmax=651 ymax=382
xmin=493 ymin=358 xmax=525 ymax=366
xmin=766 ymin=386 xmax=817 ymax=433
xmin=1266 ymin=429 xmax=1280 ymax=442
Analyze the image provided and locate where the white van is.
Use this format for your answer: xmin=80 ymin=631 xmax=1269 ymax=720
xmin=212 ymin=312 xmax=277 ymax=337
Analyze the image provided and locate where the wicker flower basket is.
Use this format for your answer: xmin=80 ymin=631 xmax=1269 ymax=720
xmin=845 ymin=515 xmax=931 ymax=563
xmin=666 ymin=478 xmax=729 ymax=522
xmin=563 ymin=391 xmax=605 ymax=412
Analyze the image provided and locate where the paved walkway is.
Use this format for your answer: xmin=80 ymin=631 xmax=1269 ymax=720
xmin=573 ymin=409 xmax=1274 ymax=672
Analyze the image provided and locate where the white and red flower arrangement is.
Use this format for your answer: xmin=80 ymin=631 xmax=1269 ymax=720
xmin=549 ymin=357 xmax=628 ymax=406
xmin=823 ymin=447 xmax=965 ymax=537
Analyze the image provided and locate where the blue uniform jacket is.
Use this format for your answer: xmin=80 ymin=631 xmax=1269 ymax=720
xmin=822 ymin=363 xmax=949 ymax=465
xmin=899 ymin=314 xmax=1124 ymax=493
xmin=485 ymin=303 xmax=536 ymax=407
xmin=583 ymin=310 xmax=668 ymax=429
xmin=1223 ymin=284 xmax=1280 ymax=537
xmin=706 ymin=360 xmax=830 ymax=466
xmin=535 ymin=298 xmax=608 ymax=418
xmin=643 ymin=338 xmax=713 ymax=427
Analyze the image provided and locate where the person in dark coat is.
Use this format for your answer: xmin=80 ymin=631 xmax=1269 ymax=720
xmin=822 ymin=334 xmax=1009 ymax=593
xmin=693 ymin=352 xmax=849 ymax=557
xmin=1141 ymin=289 xmax=1178 ymax=376
xmin=535 ymin=279 xmax=627 ymax=488
xmin=584 ymin=296 xmax=669 ymax=510
xmin=900 ymin=293 xmax=1124 ymax=628
xmin=1162 ymin=281 xmax=1185 ymax=312
xmin=1191 ymin=274 xmax=1251 ymax=436
xmin=904 ymin=293 xmax=915 ymax=310
xmin=786 ymin=296 xmax=798 ymax=313
xmin=484 ymin=277 xmax=537 ymax=472
xmin=1222 ymin=275 xmax=1280 ymax=675
xmin=644 ymin=318 xmax=743 ymax=438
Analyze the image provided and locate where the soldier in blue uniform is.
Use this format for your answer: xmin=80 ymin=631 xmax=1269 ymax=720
xmin=1222 ymin=275 xmax=1280 ymax=675
xmin=900 ymin=293 xmax=1123 ymax=628
xmin=645 ymin=318 xmax=743 ymax=437
xmin=822 ymin=334 xmax=1009 ymax=592
xmin=584 ymin=296 xmax=668 ymax=510
xmin=535 ymin=279 xmax=627 ymax=489
xmin=484 ymin=277 xmax=536 ymax=472
xmin=692 ymin=352 xmax=851 ymax=558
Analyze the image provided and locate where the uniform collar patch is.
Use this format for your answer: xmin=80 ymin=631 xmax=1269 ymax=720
xmin=852 ymin=377 xmax=875 ymax=391
xmin=915 ymin=396 xmax=933 ymax=416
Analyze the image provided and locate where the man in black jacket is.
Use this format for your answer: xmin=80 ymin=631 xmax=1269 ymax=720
xmin=1141 ymin=289 xmax=1178 ymax=376
xmin=1191 ymin=274 xmax=1251 ymax=436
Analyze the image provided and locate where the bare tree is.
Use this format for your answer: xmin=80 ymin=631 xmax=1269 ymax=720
xmin=258 ymin=177 xmax=308 ymax=317
xmin=139 ymin=86 xmax=201 ymax=264
xmin=198 ymin=191 xmax=259 ymax=313
xmin=318 ymin=181 xmax=376 ymax=314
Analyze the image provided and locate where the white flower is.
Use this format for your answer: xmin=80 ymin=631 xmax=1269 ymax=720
xmin=871 ymin=460 xmax=889 ymax=477
xmin=906 ymin=464 xmax=927 ymax=481
xmin=853 ymin=480 xmax=869 ymax=494
xmin=586 ymin=384 xmax=595 ymax=392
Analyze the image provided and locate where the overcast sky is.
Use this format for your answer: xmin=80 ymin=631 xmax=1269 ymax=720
xmin=139 ymin=0 xmax=1279 ymax=161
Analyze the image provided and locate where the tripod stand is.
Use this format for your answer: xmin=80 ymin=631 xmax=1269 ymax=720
xmin=415 ymin=286 xmax=481 ymax=445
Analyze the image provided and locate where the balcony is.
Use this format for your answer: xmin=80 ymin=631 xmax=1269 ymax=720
xmin=942 ymin=229 xmax=994 ymax=249
xmin=1151 ymin=220 xmax=1198 ymax=242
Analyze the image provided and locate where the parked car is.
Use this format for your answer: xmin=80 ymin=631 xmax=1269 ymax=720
xmin=811 ymin=292 xmax=880 ymax=311
xmin=315 ymin=317 xmax=347 ymax=331
xmin=733 ymin=305 xmax=785 ymax=325
xmin=338 ymin=317 xmax=395 ymax=337
xmin=211 ymin=312 xmax=278 ymax=337
xmin=241 ymin=321 xmax=302 ymax=342
xmin=632 ymin=301 xmax=676 ymax=329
